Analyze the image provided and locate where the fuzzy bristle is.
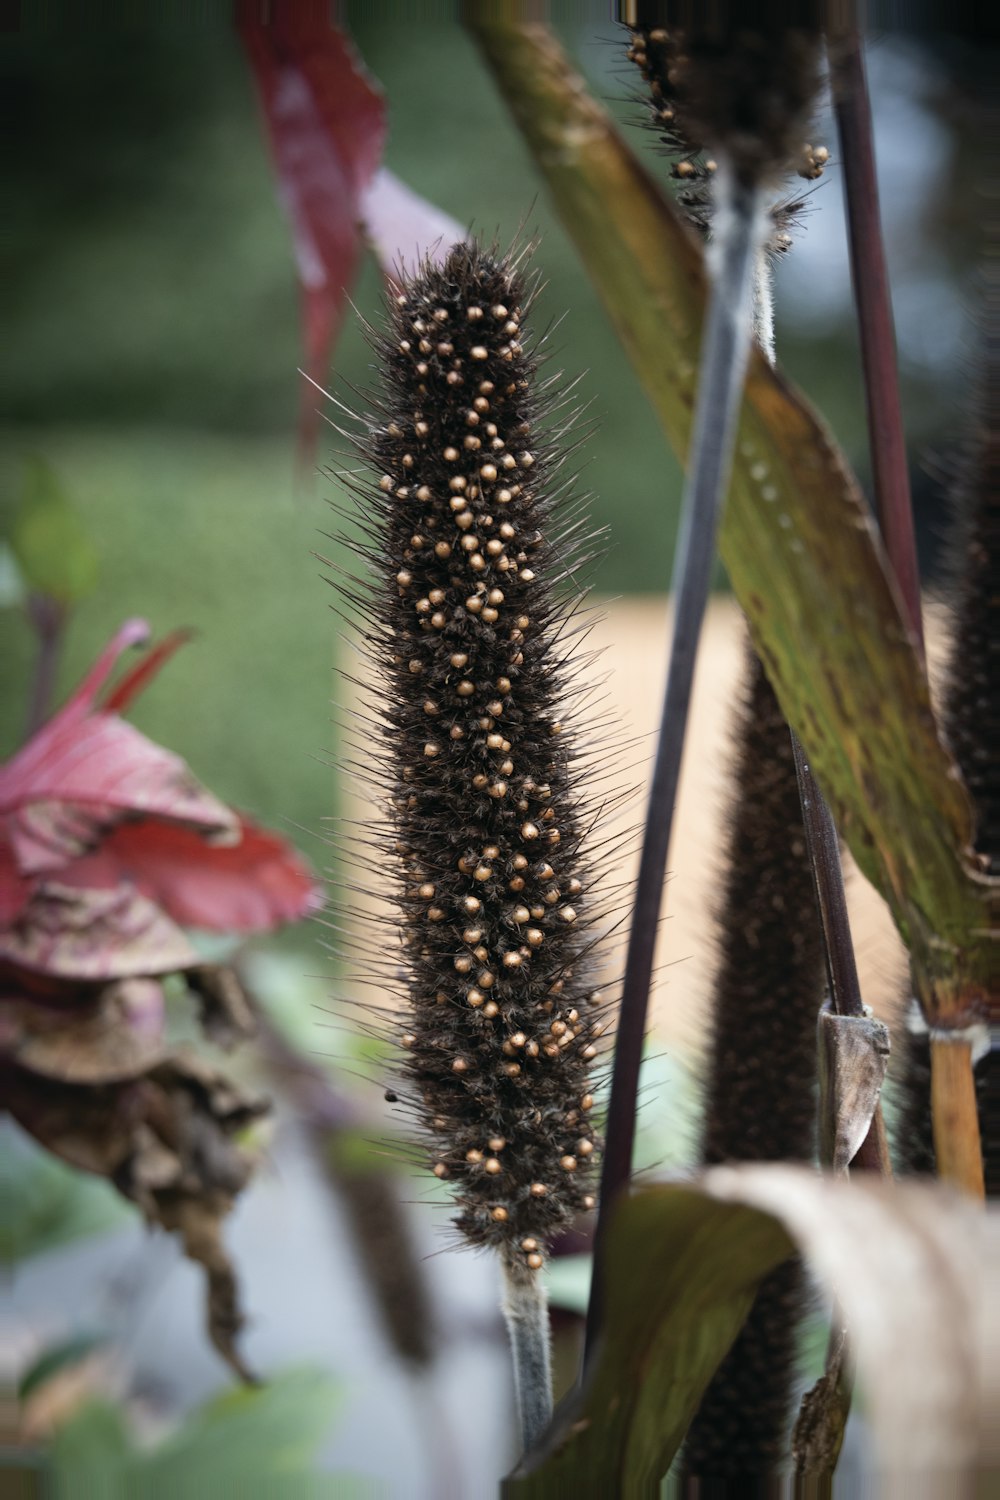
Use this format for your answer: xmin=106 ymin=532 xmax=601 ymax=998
xmin=337 ymin=241 xmax=607 ymax=1272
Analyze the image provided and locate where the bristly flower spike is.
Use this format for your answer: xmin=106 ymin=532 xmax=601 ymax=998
xmin=337 ymin=239 xmax=607 ymax=1454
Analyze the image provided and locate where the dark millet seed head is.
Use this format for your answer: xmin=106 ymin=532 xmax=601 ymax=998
xmin=627 ymin=15 xmax=822 ymax=186
xmin=345 ymin=241 xmax=606 ymax=1274
xmin=627 ymin=22 xmax=826 ymax=251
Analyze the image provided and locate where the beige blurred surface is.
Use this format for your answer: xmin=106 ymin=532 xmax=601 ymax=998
xmin=341 ymin=595 xmax=940 ymax=1060
xmin=588 ymin=596 xmax=909 ymax=1056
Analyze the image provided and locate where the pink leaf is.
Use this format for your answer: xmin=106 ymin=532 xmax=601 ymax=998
xmin=0 ymin=831 xmax=30 ymax=926
xmin=239 ymin=3 xmax=386 ymax=464
xmin=1 ymin=713 xmax=238 ymax=873
xmin=1 ymin=625 xmax=239 ymax=869
xmin=360 ymin=166 xmax=465 ymax=281
xmin=99 ymin=815 xmax=323 ymax=933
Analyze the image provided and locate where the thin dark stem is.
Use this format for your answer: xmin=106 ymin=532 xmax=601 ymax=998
xmin=830 ymin=30 xmax=924 ymax=656
xmin=25 ymin=593 xmax=67 ymax=738
xmin=790 ymin=731 xmax=890 ymax=1176
xmin=585 ymin=169 xmax=762 ymax=1363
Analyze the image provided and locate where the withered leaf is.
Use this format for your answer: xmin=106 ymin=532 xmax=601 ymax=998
xmin=184 ymin=964 xmax=257 ymax=1052
xmin=0 ymin=978 xmax=166 ymax=1085
xmin=4 ymin=1049 xmax=270 ymax=1381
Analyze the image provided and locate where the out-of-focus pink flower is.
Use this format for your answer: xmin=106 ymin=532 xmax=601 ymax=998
xmin=0 ymin=619 xmax=322 ymax=986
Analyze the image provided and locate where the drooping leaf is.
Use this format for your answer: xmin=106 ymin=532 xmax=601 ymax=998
xmin=2 ymin=720 xmax=237 ymax=874
xmin=5 ymin=1051 xmax=270 ymax=1381
xmin=238 ymin=4 xmax=386 ymax=461
xmin=0 ymin=619 xmax=237 ymax=876
xmin=510 ymin=1181 xmax=793 ymax=1494
xmin=9 ymin=457 xmax=99 ymax=607
xmin=470 ymin=21 xmax=995 ymax=1027
xmin=0 ymin=977 xmax=166 ymax=1083
xmin=508 ymin=1167 xmax=1000 ymax=1494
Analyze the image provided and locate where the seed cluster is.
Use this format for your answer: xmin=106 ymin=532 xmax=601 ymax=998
xmin=626 ymin=19 xmax=822 ymax=189
xmin=627 ymin=24 xmax=826 ymax=254
xmin=344 ymin=242 xmax=605 ymax=1272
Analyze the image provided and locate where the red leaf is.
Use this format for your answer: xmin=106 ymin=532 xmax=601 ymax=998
xmin=239 ymin=3 xmax=386 ymax=464
xmin=100 ymin=815 xmax=323 ymax=932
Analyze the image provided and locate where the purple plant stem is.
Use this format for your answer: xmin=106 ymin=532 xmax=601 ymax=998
xmin=25 ymin=594 xmax=67 ymax=738
xmin=830 ymin=31 xmax=924 ymax=655
xmin=585 ymin=171 xmax=762 ymax=1363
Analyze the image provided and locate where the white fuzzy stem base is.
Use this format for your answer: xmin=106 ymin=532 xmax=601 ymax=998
xmin=501 ymin=1254 xmax=554 ymax=1457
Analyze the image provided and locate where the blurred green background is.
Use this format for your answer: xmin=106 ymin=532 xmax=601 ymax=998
xmin=0 ymin=11 xmax=983 ymax=890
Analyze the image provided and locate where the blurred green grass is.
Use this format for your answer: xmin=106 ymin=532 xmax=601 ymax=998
xmin=0 ymin=429 xmax=340 ymax=892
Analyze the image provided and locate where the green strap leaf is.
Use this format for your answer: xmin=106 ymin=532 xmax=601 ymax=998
xmin=470 ymin=20 xmax=995 ymax=1025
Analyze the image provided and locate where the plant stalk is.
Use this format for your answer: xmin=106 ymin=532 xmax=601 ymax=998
xmin=25 ymin=593 xmax=67 ymax=738
xmin=829 ymin=29 xmax=924 ymax=658
xmin=586 ymin=166 xmax=763 ymax=1360
xmin=831 ymin=29 xmax=985 ymax=1195
xmin=501 ymin=1256 xmax=554 ymax=1457
xmin=931 ymin=1036 xmax=987 ymax=1197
